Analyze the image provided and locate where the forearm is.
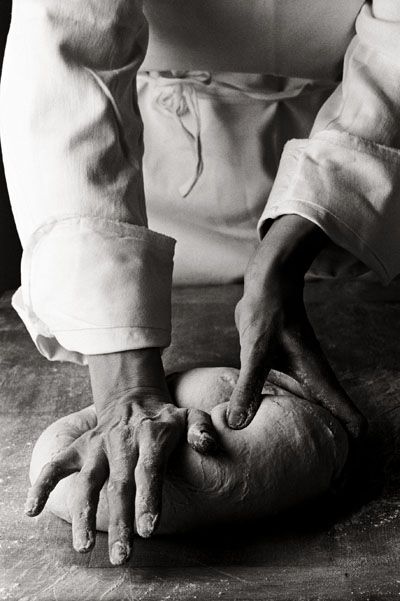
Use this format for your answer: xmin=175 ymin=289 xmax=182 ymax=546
xmin=259 ymin=214 xmax=328 ymax=274
xmin=244 ymin=214 xmax=328 ymax=308
xmin=1 ymin=0 xmax=175 ymax=363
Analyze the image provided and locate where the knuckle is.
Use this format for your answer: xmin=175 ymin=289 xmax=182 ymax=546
xmin=72 ymin=502 xmax=91 ymax=523
xmin=106 ymin=423 xmax=135 ymax=450
xmin=115 ymin=422 xmax=133 ymax=440
xmin=139 ymin=418 xmax=174 ymax=439
xmin=137 ymin=419 xmax=154 ymax=436
xmin=162 ymin=402 xmax=180 ymax=415
xmin=189 ymin=408 xmax=206 ymax=423
xmin=107 ymin=477 xmax=131 ymax=495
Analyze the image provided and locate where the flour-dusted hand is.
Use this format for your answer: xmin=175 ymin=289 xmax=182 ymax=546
xmin=227 ymin=215 xmax=366 ymax=440
xmin=25 ymin=349 xmax=218 ymax=565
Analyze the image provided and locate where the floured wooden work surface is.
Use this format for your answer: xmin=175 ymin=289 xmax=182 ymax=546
xmin=1 ymin=279 xmax=400 ymax=600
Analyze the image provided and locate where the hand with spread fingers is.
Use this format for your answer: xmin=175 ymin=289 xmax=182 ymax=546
xmin=227 ymin=214 xmax=367 ymax=441
xmin=24 ymin=349 xmax=218 ymax=566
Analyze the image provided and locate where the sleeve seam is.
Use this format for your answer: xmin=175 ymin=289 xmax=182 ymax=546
xmin=266 ymin=197 xmax=390 ymax=280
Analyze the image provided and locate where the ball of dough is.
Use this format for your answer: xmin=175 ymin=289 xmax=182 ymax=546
xmin=167 ymin=366 xmax=240 ymax=412
xmin=30 ymin=367 xmax=348 ymax=533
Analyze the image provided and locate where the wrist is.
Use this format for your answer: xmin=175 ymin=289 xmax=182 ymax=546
xmin=87 ymin=348 xmax=169 ymax=413
xmin=258 ymin=215 xmax=327 ymax=278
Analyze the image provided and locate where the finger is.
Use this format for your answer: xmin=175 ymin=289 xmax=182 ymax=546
xmin=106 ymin=432 xmax=137 ymax=566
xmin=227 ymin=308 xmax=280 ymax=429
xmin=134 ymin=446 xmax=164 ymax=539
xmin=227 ymin=326 xmax=277 ymax=429
xmin=25 ymin=446 xmax=81 ymax=516
xmin=135 ymin=419 xmax=180 ymax=539
xmin=266 ymin=369 xmax=309 ymax=398
xmin=285 ymin=318 xmax=367 ymax=440
xmin=70 ymin=447 xmax=108 ymax=554
xmin=186 ymin=408 xmax=219 ymax=454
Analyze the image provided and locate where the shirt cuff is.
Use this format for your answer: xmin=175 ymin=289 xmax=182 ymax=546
xmin=258 ymin=131 xmax=400 ymax=284
xmin=13 ymin=216 xmax=176 ymax=364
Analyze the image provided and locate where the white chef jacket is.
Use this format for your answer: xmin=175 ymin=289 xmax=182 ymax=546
xmin=0 ymin=0 xmax=399 ymax=364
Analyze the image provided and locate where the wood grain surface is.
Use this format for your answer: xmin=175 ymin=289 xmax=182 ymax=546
xmin=2 ymin=280 xmax=400 ymax=600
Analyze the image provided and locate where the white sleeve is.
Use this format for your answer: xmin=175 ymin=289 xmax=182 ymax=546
xmin=0 ymin=0 xmax=175 ymax=364
xmin=258 ymin=0 xmax=400 ymax=284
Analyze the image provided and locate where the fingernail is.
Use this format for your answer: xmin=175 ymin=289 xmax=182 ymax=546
xmin=110 ymin=541 xmax=130 ymax=566
xmin=75 ymin=531 xmax=94 ymax=553
xmin=138 ymin=513 xmax=157 ymax=539
xmin=227 ymin=410 xmax=248 ymax=429
xmin=24 ymin=497 xmax=39 ymax=516
xmin=194 ymin=432 xmax=218 ymax=454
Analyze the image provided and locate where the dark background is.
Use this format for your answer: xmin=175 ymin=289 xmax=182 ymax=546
xmin=0 ymin=0 xmax=22 ymax=293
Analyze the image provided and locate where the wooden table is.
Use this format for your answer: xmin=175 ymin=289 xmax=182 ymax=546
xmin=2 ymin=280 xmax=400 ymax=600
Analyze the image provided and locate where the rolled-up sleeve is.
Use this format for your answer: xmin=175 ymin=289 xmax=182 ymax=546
xmin=258 ymin=0 xmax=400 ymax=283
xmin=0 ymin=0 xmax=175 ymax=364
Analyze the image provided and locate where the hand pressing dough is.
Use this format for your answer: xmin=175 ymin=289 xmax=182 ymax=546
xmin=30 ymin=367 xmax=348 ymax=534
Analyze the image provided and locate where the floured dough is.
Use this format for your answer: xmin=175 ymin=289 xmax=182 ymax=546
xmin=30 ymin=367 xmax=348 ymax=533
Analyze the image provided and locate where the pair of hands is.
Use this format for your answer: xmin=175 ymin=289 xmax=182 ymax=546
xmin=25 ymin=215 xmax=366 ymax=565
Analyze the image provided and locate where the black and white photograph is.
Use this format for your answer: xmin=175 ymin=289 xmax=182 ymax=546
xmin=1 ymin=1 xmax=400 ymax=599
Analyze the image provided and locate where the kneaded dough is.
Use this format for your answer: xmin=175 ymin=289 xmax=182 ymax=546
xmin=30 ymin=367 xmax=348 ymax=534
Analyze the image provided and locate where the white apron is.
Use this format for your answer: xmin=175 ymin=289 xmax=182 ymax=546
xmin=139 ymin=71 xmax=337 ymax=284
